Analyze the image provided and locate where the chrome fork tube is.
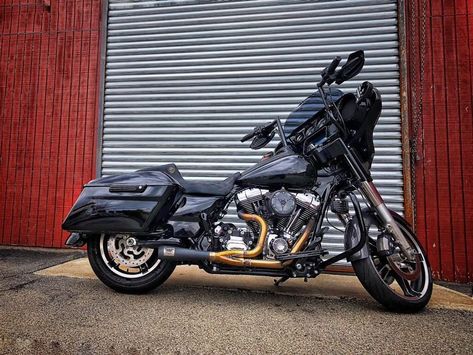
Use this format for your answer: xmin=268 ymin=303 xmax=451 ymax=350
xmin=359 ymin=181 xmax=414 ymax=260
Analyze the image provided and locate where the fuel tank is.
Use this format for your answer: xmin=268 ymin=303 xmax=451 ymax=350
xmin=237 ymin=151 xmax=316 ymax=190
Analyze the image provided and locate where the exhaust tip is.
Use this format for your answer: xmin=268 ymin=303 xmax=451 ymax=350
xmin=65 ymin=233 xmax=86 ymax=248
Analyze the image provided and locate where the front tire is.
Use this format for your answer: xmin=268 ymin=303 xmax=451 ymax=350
xmin=352 ymin=213 xmax=433 ymax=312
xmin=87 ymin=234 xmax=176 ymax=294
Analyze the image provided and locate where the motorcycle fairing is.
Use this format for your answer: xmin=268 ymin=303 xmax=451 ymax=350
xmin=283 ymin=88 xmax=344 ymax=136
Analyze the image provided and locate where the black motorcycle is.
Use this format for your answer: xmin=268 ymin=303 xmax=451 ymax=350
xmin=63 ymin=51 xmax=432 ymax=312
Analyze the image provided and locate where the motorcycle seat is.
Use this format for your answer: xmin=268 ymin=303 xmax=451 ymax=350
xmin=139 ymin=164 xmax=240 ymax=196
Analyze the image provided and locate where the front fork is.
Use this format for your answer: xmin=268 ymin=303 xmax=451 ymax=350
xmin=336 ymin=140 xmax=416 ymax=261
xmin=359 ymin=180 xmax=416 ymax=261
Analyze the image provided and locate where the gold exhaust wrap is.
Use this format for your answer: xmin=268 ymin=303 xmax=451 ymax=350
xmin=209 ymin=213 xmax=315 ymax=269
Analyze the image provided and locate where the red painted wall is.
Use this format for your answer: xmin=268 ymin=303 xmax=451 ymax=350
xmin=406 ymin=0 xmax=473 ymax=282
xmin=0 ymin=0 xmax=101 ymax=247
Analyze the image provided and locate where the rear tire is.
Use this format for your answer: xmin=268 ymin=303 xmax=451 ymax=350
xmin=352 ymin=213 xmax=433 ymax=312
xmin=87 ymin=234 xmax=176 ymax=294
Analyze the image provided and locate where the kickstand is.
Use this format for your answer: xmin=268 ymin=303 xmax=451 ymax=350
xmin=274 ymin=276 xmax=289 ymax=287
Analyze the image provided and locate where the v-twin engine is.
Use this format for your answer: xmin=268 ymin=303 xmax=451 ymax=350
xmin=229 ymin=188 xmax=321 ymax=259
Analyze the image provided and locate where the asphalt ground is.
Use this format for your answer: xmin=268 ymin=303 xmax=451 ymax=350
xmin=1 ymin=247 xmax=472 ymax=354
xmin=0 ymin=247 xmax=84 ymax=292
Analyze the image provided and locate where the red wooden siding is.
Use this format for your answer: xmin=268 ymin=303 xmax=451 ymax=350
xmin=406 ymin=0 xmax=473 ymax=282
xmin=0 ymin=0 xmax=101 ymax=248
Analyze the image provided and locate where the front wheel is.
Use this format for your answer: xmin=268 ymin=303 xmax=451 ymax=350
xmin=352 ymin=213 xmax=433 ymax=312
xmin=87 ymin=234 xmax=176 ymax=294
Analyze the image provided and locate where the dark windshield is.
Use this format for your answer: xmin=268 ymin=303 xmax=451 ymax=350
xmin=283 ymin=88 xmax=344 ymax=136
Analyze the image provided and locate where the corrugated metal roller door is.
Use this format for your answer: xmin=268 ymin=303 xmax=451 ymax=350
xmin=102 ymin=0 xmax=403 ymax=261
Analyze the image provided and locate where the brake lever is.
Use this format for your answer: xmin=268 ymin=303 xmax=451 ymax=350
xmin=242 ymin=120 xmax=277 ymax=143
xmin=261 ymin=120 xmax=277 ymax=133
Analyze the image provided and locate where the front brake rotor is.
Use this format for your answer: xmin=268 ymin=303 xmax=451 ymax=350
xmin=387 ymin=253 xmax=421 ymax=281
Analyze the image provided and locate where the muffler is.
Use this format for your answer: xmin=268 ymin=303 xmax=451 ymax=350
xmin=157 ymin=246 xmax=211 ymax=262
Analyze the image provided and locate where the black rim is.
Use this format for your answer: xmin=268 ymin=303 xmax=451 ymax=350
xmin=367 ymin=223 xmax=430 ymax=300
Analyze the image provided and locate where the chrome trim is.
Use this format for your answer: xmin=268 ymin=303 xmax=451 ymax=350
xmin=360 ymin=181 xmax=383 ymax=206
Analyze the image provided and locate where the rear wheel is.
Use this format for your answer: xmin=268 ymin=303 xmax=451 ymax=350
xmin=87 ymin=234 xmax=176 ymax=294
xmin=352 ymin=213 xmax=433 ymax=312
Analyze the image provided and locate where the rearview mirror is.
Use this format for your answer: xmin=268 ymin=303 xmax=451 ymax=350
xmin=335 ymin=50 xmax=365 ymax=84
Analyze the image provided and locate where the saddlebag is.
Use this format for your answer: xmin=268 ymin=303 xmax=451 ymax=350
xmin=62 ymin=170 xmax=182 ymax=233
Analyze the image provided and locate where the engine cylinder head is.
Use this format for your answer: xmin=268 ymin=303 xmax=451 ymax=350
xmin=235 ymin=188 xmax=268 ymax=236
xmin=283 ymin=193 xmax=321 ymax=235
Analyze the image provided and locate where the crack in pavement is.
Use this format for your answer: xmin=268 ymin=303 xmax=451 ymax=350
xmin=0 ymin=278 xmax=38 ymax=293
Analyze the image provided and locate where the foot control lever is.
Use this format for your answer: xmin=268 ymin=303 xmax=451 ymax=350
xmin=274 ymin=276 xmax=289 ymax=287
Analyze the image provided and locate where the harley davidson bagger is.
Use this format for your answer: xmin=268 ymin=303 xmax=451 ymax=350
xmin=63 ymin=51 xmax=432 ymax=312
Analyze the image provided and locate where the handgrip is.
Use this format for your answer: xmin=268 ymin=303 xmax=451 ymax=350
xmin=241 ymin=131 xmax=255 ymax=142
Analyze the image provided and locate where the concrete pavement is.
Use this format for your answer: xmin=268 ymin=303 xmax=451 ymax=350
xmin=1 ymin=248 xmax=472 ymax=354
xmin=36 ymin=257 xmax=473 ymax=312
